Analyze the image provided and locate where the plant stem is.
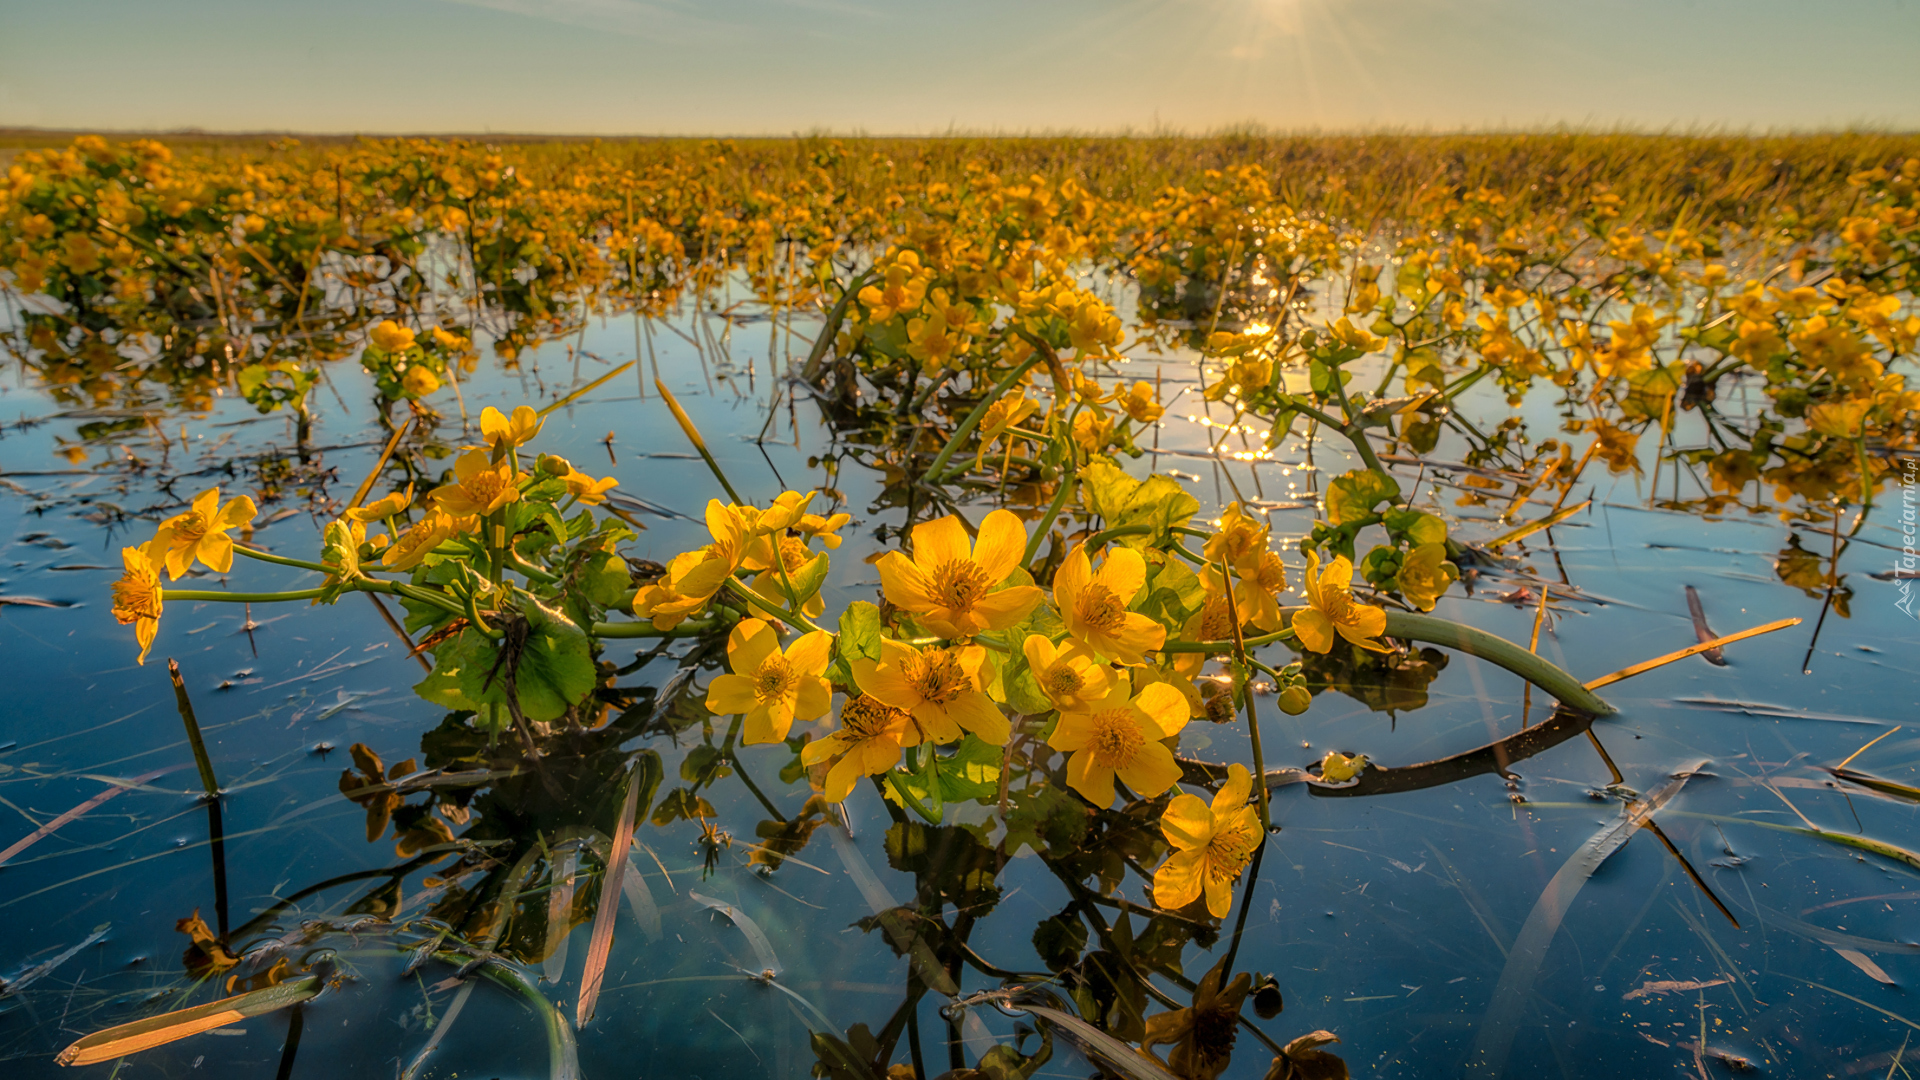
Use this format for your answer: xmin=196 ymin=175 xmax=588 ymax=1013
xmin=924 ymin=354 xmax=1046 ymax=482
xmin=167 ymin=659 xmax=221 ymax=799
xmin=234 ymin=545 xmax=333 ymax=575
xmin=1022 ymin=473 xmax=1078 ymax=568
xmin=163 ymin=587 xmax=327 ymax=603
xmin=655 ymin=378 xmax=744 ymax=504
xmin=592 ymin=617 xmax=723 ymax=639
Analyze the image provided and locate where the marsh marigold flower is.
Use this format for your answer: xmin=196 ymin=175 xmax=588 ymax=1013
xmin=1118 ymin=381 xmax=1164 ymax=424
xmin=347 ymin=486 xmax=412 ymax=525
xmin=632 ymin=500 xmax=753 ymax=630
xmin=1053 ymin=543 xmax=1166 ymax=666
xmin=852 ymin=639 xmax=1007 ymax=746
xmin=1153 ymin=763 xmax=1261 ymax=918
xmin=381 ymin=509 xmax=460 ymax=571
xmin=402 ymin=366 xmax=440 ymax=397
xmin=1395 ymin=543 xmax=1458 ymax=613
xmin=1021 ymin=634 xmax=1114 ymax=712
xmin=369 ymin=320 xmax=416 ymax=352
xmin=153 ymin=488 xmax=258 ymax=579
xmin=431 ymin=450 xmax=521 ymax=517
xmin=111 ymin=545 xmax=165 ymax=665
xmin=1292 ymin=551 xmax=1390 ymax=654
xmin=877 ymin=510 xmax=1041 ymax=639
xmin=479 ymin=405 xmax=543 ymax=451
xmin=801 ymin=694 xmax=912 ymax=802
xmin=705 ymin=618 xmax=833 ymax=745
xmin=1047 ymin=682 xmax=1189 ymax=806
xmin=561 ymin=467 xmax=618 ymax=505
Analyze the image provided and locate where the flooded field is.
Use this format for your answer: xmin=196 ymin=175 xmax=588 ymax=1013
xmin=1 ymin=134 xmax=1918 ymax=1078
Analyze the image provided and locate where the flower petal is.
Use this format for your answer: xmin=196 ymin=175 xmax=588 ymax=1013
xmin=1048 ymin=710 xmax=1093 ymax=752
xmin=786 ymin=629 xmax=834 ymax=675
xmin=1092 ymin=545 xmax=1147 ymax=605
xmin=199 ymin=533 xmax=235 ymax=574
xmin=793 ymin=677 xmax=833 ymax=722
xmin=970 ymin=509 xmax=1028 ymax=582
xmin=1292 ymin=608 xmax=1335 ymax=654
xmin=1153 ymin=849 xmax=1205 ymax=911
xmin=728 ymin=618 xmax=780 ymax=675
xmin=971 ymin=585 xmax=1043 ymax=631
xmin=876 ymin=551 xmax=935 ymax=612
xmin=1160 ymin=793 xmax=1214 ymax=850
xmin=945 ymin=691 xmax=1009 ymax=746
xmin=909 ymin=515 xmax=970 ymax=572
xmin=1051 ymin=544 xmax=1091 ymax=616
xmin=852 ymin=658 xmax=919 ymax=711
xmin=1134 ymin=682 xmax=1191 ymax=739
xmin=1118 ymin=740 xmax=1183 ymax=799
xmin=1065 ymin=750 xmax=1116 ymax=806
xmin=705 ymin=673 xmax=757 ymax=715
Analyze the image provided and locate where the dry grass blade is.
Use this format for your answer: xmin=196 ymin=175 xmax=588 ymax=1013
xmin=56 ymin=975 xmax=320 ymax=1066
xmin=576 ymin=755 xmax=657 ymax=1027
xmin=540 ymin=361 xmax=634 ymax=417
xmin=0 ymin=767 xmax=176 ymax=867
xmin=689 ymin=892 xmax=781 ymax=976
xmin=347 ymin=415 xmax=411 ymax=510
xmin=543 ymin=844 xmax=581 ymax=984
xmin=1585 ymin=617 xmax=1801 ymax=690
xmin=1833 ymin=947 xmax=1897 ymax=985
xmin=1486 ymin=498 xmax=1589 ymax=549
xmin=1836 ymin=726 xmax=1902 ymax=771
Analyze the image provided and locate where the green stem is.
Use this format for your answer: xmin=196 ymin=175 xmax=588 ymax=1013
xmin=1022 ymin=472 xmax=1078 ymax=568
xmin=1160 ymin=609 xmax=1614 ymax=715
xmin=233 ymin=545 xmax=334 ymax=575
xmin=591 ymin=617 xmax=724 ymax=639
xmin=1325 ymin=374 xmax=1389 ymax=476
xmin=727 ymin=573 xmax=826 ymax=634
xmin=507 ymin=552 xmax=560 ymax=584
xmin=163 ymin=588 xmax=327 ymax=603
xmin=1084 ymin=523 xmax=1154 ymax=549
xmin=924 ymin=354 xmax=1045 ymax=482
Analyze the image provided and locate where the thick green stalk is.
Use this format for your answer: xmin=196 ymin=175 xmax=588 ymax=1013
xmin=1161 ymin=608 xmax=1615 ymax=715
xmin=163 ymin=587 xmax=327 ymax=603
xmin=591 ymin=618 xmax=722 ymax=639
xmin=234 ymin=545 xmax=333 ymax=575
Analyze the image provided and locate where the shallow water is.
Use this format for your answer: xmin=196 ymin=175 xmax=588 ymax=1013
xmin=2 ymin=289 xmax=1918 ymax=1079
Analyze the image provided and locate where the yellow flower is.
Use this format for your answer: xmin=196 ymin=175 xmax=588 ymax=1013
xmin=632 ymin=500 xmax=753 ymax=630
xmin=857 ymin=250 xmax=929 ymax=322
xmin=152 ymin=488 xmax=258 ymax=579
xmin=111 ymin=545 xmax=164 ymax=665
xmin=1396 ymin=543 xmax=1458 ymax=613
xmin=852 ymin=639 xmax=1007 ymax=746
xmin=705 ymin=618 xmax=833 ymax=745
xmin=743 ymin=533 xmax=828 ymax=620
xmin=400 ymin=365 xmax=438 ymax=397
xmin=1201 ymin=502 xmax=1266 ymax=569
xmin=1152 ymin=763 xmax=1261 ymax=918
xmin=381 ymin=509 xmax=460 ymax=571
xmin=561 ymin=467 xmax=618 ymax=505
xmin=1317 ymin=751 xmax=1368 ymax=783
xmin=1292 ymin=551 xmax=1390 ymax=654
xmin=430 ymin=326 xmax=468 ymax=352
xmin=1071 ymin=408 xmax=1114 ymax=455
xmin=877 ymin=510 xmax=1042 ymax=639
xmin=973 ymin=392 xmax=1040 ymax=469
xmin=369 ymin=319 xmax=416 ymax=352
xmin=1053 ymin=543 xmax=1166 ymax=666
xmin=346 ymin=486 xmax=413 ymax=524
xmin=1022 ymin=634 xmax=1114 ymax=712
xmin=795 ymin=510 xmax=852 ymax=549
xmin=1201 ymin=554 xmax=1288 ymax=634
xmin=1047 ymin=682 xmax=1189 ymax=806
xmin=800 ymin=694 xmax=912 ymax=802
xmin=1118 ymin=381 xmax=1164 ymax=423
xmin=430 ymin=449 xmax=521 ymax=517
xmin=479 ymin=405 xmax=544 ymax=451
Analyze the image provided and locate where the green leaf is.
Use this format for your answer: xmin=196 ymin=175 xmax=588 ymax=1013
xmin=1078 ymin=460 xmax=1139 ymax=522
xmin=1326 ymin=468 xmax=1400 ymax=527
xmin=411 ymin=602 xmax=597 ymax=724
xmin=1138 ymin=555 xmax=1204 ymax=626
xmin=577 ymin=546 xmax=632 ymax=609
xmin=832 ymin=599 xmax=881 ymax=687
xmin=1383 ymin=508 xmax=1447 ymax=546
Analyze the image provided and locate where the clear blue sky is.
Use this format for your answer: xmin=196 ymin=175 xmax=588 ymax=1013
xmin=3 ymin=0 xmax=1917 ymax=134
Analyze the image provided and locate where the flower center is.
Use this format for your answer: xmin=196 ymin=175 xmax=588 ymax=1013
xmin=776 ymin=535 xmax=810 ymax=573
xmin=840 ymin=695 xmax=907 ymax=740
xmin=1077 ymin=584 xmax=1127 ymax=632
xmin=930 ymin=559 xmax=990 ymax=612
xmin=465 ymin=471 xmax=511 ymax=505
xmin=1319 ymin=586 xmax=1358 ymax=622
xmin=111 ymin=572 xmax=161 ymax=620
xmin=1088 ymin=708 xmax=1144 ymax=769
xmin=753 ymin=656 xmax=795 ymax=701
xmin=905 ymin=649 xmax=972 ymax=705
xmin=1204 ymin=820 xmax=1259 ymax=883
xmin=170 ymin=510 xmax=209 ymax=544
xmin=1197 ymin=598 xmax=1235 ymax=640
xmin=1044 ymin=664 xmax=1084 ymax=697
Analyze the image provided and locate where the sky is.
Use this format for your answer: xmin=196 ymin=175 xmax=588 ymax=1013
xmin=2 ymin=0 xmax=1918 ymax=134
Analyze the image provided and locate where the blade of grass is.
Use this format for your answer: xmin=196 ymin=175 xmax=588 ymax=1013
xmin=347 ymin=416 xmax=412 ymax=511
xmin=577 ymin=753 xmax=661 ymax=1026
xmin=654 ymin=379 xmax=743 ymax=503
xmin=0 ymin=767 xmax=176 ymax=867
xmin=1485 ymin=498 xmax=1590 ymax=549
xmin=167 ymin=660 xmax=220 ymax=799
xmin=540 ymin=361 xmax=635 ymax=417
xmin=1585 ymin=617 xmax=1802 ymax=690
xmin=55 ymin=975 xmax=321 ymax=1066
